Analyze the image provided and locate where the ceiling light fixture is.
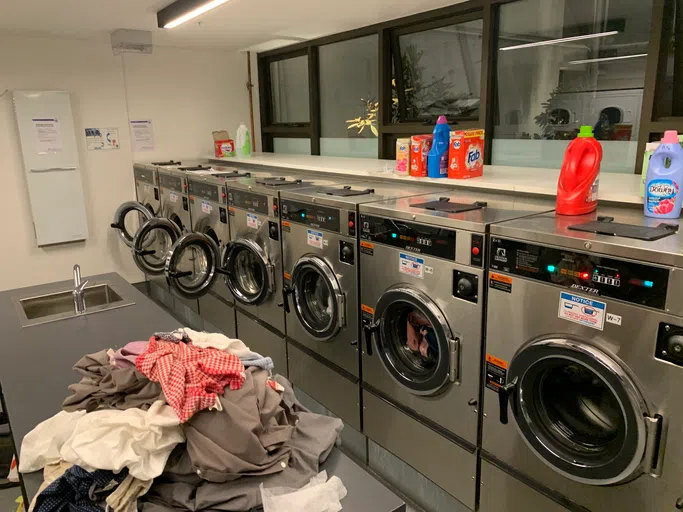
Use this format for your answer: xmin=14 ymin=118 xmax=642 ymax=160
xmin=158 ymin=0 xmax=231 ymax=29
xmin=500 ymin=31 xmax=619 ymax=51
xmin=568 ymin=53 xmax=648 ymax=65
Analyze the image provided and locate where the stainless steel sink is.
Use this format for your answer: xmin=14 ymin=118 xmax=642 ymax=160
xmin=15 ymin=282 xmax=135 ymax=327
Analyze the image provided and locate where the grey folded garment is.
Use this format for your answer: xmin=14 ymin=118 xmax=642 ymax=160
xmin=141 ymin=375 xmax=343 ymax=512
xmin=62 ymin=350 xmax=163 ymax=412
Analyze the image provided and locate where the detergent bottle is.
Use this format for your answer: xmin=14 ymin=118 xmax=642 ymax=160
xmin=644 ymin=130 xmax=683 ymax=219
xmin=236 ymin=123 xmax=251 ymax=158
xmin=556 ymin=125 xmax=603 ymax=215
xmin=427 ymin=116 xmax=451 ymax=178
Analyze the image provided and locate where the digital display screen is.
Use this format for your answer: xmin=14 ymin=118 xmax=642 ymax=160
xmin=188 ymin=181 xmax=221 ymax=203
xmin=227 ymin=189 xmax=269 ymax=215
xmin=158 ymin=174 xmax=183 ymax=192
xmin=280 ymin=199 xmax=341 ymax=233
xmin=360 ymin=214 xmax=456 ymax=261
xmin=490 ymin=237 xmax=669 ymax=309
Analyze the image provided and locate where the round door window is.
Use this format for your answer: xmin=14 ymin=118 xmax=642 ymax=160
xmin=291 ymin=256 xmax=343 ymax=341
xmin=373 ymin=286 xmax=453 ymax=395
xmin=111 ymin=201 xmax=154 ymax=248
xmin=506 ymin=338 xmax=650 ymax=485
xmin=223 ymin=239 xmax=270 ymax=305
xmin=132 ymin=218 xmax=181 ymax=275
xmin=165 ymin=233 xmax=219 ymax=300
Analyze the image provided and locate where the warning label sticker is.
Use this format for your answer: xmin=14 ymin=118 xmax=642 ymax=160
xmin=201 ymin=201 xmax=212 ymax=214
xmin=247 ymin=213 xmax=258 ymax=229
xmin=307 ymin=230 xmax=323 ymax=249
xmin=281 ymin=221 xmax=291 ymax=233
xmin=489 ymin=272 xmax=512 ymax=293
xmin=399 ymin=253 xmax=424 ymax=279
xmin=361 ymin=304 xmax=375 ymax=315
xmin=169 ymin=192 xmax=178 ymax=203
xmin=558 ymin=292 xmax=606 ymax=331
xmin=360 ymin=241 xmax=374 ymax=256
xmin=485 ymin=354 xmax=508 ymax=392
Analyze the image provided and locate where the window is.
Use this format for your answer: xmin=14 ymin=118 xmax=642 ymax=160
xmin=654 ymin=0 xmax=683 ymax=118
xmin=393 ymin=19 xmax=484 ymax=123
xmin=273 ymin=138 xmax=312 ymax=155
xmin=269 ymin=56 xmax=310 ymax=124
xmin=319 ymin=36 xmax=379 ymax=158
xmin=492 ymin=0 xmax=653 ymax=173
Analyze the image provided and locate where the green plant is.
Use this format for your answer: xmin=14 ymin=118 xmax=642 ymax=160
xmin=346 ymin=97 xmax=379 ymax=137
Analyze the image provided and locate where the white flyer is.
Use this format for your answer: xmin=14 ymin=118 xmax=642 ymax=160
xmin=247 ymin=213 xmax=259 ymax=229
xmin=169 ymin=192 xmax=178 ymax=203
xmin=558 ymin=292 xmax=606 ymax=331
xmin=32 ymin=118 xmax=62 ymax=154
xmin=130 ymin=120 xmax=155 ymax=152
xmin=85 ymin=127 xmax=120 ymax=151
xmin=307 ymin=230 xmax=323 ymax=249
xmin=202 ymin=201 xmax=212 ymax=214
xmin=399 ymin=253 xmax=425 ymax=279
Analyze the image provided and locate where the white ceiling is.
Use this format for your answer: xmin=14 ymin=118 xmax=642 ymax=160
xmin=0 ymin=0 xmax=467 ymax=51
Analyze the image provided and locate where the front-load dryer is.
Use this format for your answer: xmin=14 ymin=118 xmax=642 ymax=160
xmin=359 ymin=191 xmax=554 ymax=511
xmin=482 ymin=206 xmax=682 ymax=512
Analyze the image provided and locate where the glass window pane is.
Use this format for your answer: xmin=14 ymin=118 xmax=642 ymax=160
xmin=270 ymin=56 xmax=310 ymax=123
xmin=273 ymin=138 xmax=311 ymax=155
xmin=654 ymin=0 xmax=682 ymax=118
xmin=319 ymin=35 xmax=379 ymax=159
xmin=492 ymin=0 xmax=653 ymax=173
xmin=394 ymin=19 xmax=483 ymax=122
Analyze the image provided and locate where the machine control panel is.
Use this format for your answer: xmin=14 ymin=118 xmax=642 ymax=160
xmin=134 ymin=167 xmax=155 ymax=185
xmin=227 ymin=190 xmax=269 ymax=215
xmin=470 ymin=234 xmax=484 ymax=267
xmin=280 ymin=199 xmax=341 ymax=233
xmin=188 ymin=181 xmax=221 ymax=203
xmin=360 ymin=215 xmax=456 ymax=261
xmin=489 ymin=237 xmax=669 ymax=309
xmin=158 ymin=174 xmax=184 ymax=193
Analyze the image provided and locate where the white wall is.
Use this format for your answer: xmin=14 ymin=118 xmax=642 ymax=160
xmin=0 ymin=34 xmax=251 ymax=291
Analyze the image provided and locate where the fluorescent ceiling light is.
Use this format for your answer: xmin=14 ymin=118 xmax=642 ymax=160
xmin=568 ymin=53 xmax=648 ymax=65
xmin=158 ymin=0 xmax=231 ymax=29
xmin=500 ymin=31 xmax=618 ymax=51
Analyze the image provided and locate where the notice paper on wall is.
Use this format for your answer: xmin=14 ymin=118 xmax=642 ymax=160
xmin=32 ymin=118 xmax=62 ymax=154
xmin=130 ymin=120 xmax=155 ymax=152
xmin=85 ymin=127 xmax=120 ymax=151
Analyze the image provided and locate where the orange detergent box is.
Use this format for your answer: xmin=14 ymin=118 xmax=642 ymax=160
xmin=448 ymin=129 xmax=485 ymax=179
xmin=410 ymin=135 xmax=433 ymax=177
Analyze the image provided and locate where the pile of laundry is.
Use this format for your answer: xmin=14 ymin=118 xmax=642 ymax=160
xmin=20 ymin=328 xmax=345 ymax=512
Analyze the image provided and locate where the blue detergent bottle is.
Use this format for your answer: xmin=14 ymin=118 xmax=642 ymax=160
xmin=644 ymin=130 xmax=683 ymax=219
xmin=427 ymin=116 xmax=451 ymax=178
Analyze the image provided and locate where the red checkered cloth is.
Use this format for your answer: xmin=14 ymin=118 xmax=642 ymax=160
xmin=136 ymin=337 xmax=245 ymax=422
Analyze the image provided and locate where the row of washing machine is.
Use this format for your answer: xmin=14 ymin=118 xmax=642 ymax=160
xmin=112 ymin=159 xmax=683 ymax=512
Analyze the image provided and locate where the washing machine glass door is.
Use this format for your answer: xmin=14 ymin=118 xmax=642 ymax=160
xmin=132 ymin=218 xmax=181 ymax=275
xmin=291 ymin=256 xmax=345 ymax=341
xmin=500 ymin=337 xmax=661 ymax=486
xmin=165 ymin=233 xmax=220 ymax=300
xmin=223 ymin=239 xmax=273 ymax=306
xmin=372 ymin=286 xmax=457 ymax=395
xmin=111 ymin=201 xmax=155 ymax=248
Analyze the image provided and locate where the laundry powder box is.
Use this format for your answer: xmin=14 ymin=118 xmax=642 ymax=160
xmin=395 ymin=138 xmax=411 ymax=176
xmin=213 ymin=130 xmax=235 ymax=158
xmin=448 ymin=129 xmax=485 ymax=179
xmin=410 ymin=135 xmax=433 ymax=177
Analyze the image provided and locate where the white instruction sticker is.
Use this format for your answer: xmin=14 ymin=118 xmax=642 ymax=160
xmin=606 ymin=313 xmax=622 ymax=326
xmin=399 ymin=253 xmax=425 ymax=279
xmin=247 ymin=213 xmax=258 ymax=229
xmin=558 ymin=292 xmax=606 ymax=331
xmin=169 ymin=192 xmax=178 ymax=203
xmin=201 ymin=201 xmax=212 ymax=214
xmin=307 ymin=230 xmax=324 ymax=249
xmin=144 ymin=184 xmax=152 ymax=193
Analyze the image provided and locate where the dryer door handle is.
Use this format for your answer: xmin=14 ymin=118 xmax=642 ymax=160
xmin=363 ymin=320 xmax=379 ymax=356
xmin=498 ymin=379 xmax=517 ymax=425
xmin=280 ymin=285 xmax=295 ymax=314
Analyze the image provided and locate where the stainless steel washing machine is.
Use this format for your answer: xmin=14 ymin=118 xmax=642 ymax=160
xmin=359 ymin=191 xmax=554 ymax=510
xmin=279 ymin=181 xmax=438 ymax=431
xmin=482 ymin=206 xmax=683 ymax=511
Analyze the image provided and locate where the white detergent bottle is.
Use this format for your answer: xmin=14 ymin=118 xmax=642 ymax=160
xmin=236 ymin=123 xmax=251 ymax=158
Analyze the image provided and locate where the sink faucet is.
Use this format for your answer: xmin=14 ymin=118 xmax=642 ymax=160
xmin=73 ymin=264 xmax=89 ymax=314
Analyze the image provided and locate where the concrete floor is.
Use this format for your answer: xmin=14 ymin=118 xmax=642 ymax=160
xmin=0 ymin=486 xmax=21 ymax=512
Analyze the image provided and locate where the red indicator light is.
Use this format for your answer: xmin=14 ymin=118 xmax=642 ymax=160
xmin=581 ymin=272 xmax=590 ymax=279
xmin=472 ymin=247 xmax=480 ymax=256
xmin=348 ymin=221 xmax=354 ymax=228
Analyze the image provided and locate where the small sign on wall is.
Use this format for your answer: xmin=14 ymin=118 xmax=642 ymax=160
xmin=85 ymin=127 xmax=120 ymax=150
xmin=130 ymin=120 xmax=155 ymax=152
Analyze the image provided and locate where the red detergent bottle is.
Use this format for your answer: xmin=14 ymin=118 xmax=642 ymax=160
xmin=556 ymin=125 xmax=603 ymax=215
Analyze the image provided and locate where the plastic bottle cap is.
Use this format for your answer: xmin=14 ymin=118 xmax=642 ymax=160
xmin=577 ymin=126 xmax=594 ymax=138
xmin=662 ymin=130 xmax=680 ymax=143
xmin=436 ymin=115 xmax=448 ymax=124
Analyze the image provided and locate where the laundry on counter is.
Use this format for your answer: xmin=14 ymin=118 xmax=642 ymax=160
xmin=105 ymin=473 xmax=153 ymax=512
xmin=140 ymin=376 xmax=344 ymax=511
xmin=19 ymin=411 xmax=85 ymax=473
xmin=59 ymin=401 xmax=184 ymax=481
xmin=260 ymin=470 xmax=347 ymax=512
xmin=136 ymin=338 xmax=245 ymax=422
xmin=33 ymin=465 xmax=128 ymax=512
xmin=110 ymin=341 xmax=150 ymax=369
xmin=62 ymin=350 xmax=163 ymax=413
xmin=28 ymin=461 xmax=74 ymax=512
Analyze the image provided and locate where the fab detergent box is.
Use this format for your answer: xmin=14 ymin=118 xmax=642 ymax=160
xmin=448 ymin=129 xmax=485 ymax=179
xmin=410 ymin=135 xmax=433 ymax=177
xmin=396 ymin=138 xmax=411 ymax=176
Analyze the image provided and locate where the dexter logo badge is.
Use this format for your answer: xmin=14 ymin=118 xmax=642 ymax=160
xmin=399 ymin=253 xmax=425 ymax=279
xmin=494 ymin=247 xmax=508 ymax=263
xmin=558 ymin=292 xmax=606 ymax=331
